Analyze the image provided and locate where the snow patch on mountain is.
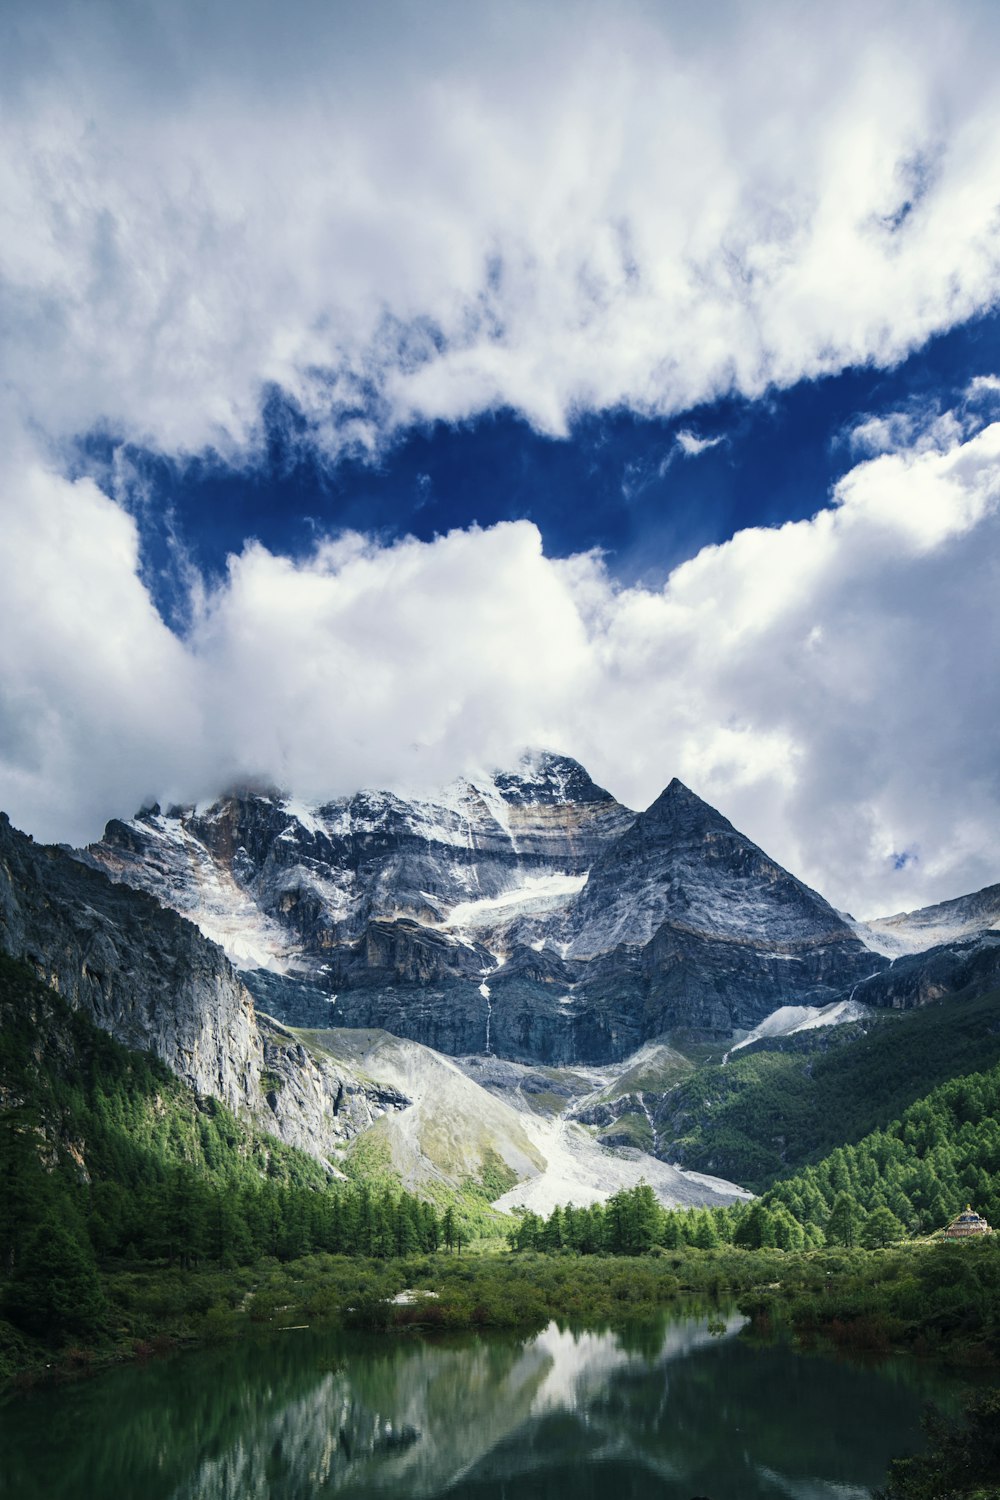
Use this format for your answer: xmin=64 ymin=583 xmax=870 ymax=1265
xmin=278 ymin=796 xmax=326 ymax=837
xmin=90 ymin=809 xmax=303 ymax=975
xmin=853 ymin=883 xmax=1000 ymax=957
xmin=725 ymin=997 xmax=872 ymax=1059
xmin=443 ymin=872 xmax=587 ymax=930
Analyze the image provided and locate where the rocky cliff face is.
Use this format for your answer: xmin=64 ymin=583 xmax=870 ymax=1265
xmin=0 ymin=813 xmax=407 ymax=1162
xmin=839 ymin=930 xmax=1000 ymax=1012
xmin=83 ymin=751 xmax=632 ymax=967
xmin=78 ymin=757 xmax=893 ymax=1063
xmin=852 ymin=882 xmax=1000 ymax=957
xmin=563 ymin=778 xmax=881 ymax=1038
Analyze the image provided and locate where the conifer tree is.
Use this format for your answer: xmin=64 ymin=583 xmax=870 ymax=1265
xmin=6 ymin=1214 xmax=107 ymax=1339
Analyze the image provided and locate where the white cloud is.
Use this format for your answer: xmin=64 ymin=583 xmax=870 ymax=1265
xmin=675 ymin=430 xmax=726 ymax=458
xmin=0 ymin=427 xmax=204 ymax=831
xmin=3 ymin=407 xmax=1000 ymax=919
xmin=3 ymin=0 xmax=1000 ymax=457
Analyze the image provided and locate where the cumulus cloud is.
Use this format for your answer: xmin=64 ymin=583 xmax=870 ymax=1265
xmin=3 ymin=406 xmax=1000 ymax=918
xmin=0 ymin=426 xmax=203 ymax=829
xmin=3 ymin=0 xmax=1000 ymax=458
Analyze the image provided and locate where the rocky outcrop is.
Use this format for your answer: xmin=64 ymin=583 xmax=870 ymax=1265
xmin=563 ymin=779 xmax=881 ymax=1038
xmin=76 ymin=762 xmax=894 ymax=1063
xmin=853 ymin=882 xmax=1000 ymax=956
xmin=838 ymin=931 xmax=1000 ymax=1012
xmin=0 ymin=813 xmax=407 ymax=1163
xmin=83 ymin=752 xmax=633 ymax=965
xmin=257 ymin=1016 xmax=408 ymax=1159
xmin=0 ymin=811 xmax=262 ymax=1115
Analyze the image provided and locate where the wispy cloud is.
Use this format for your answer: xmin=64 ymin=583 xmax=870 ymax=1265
xmin=675 ymin=429 xmax=727 ymax=458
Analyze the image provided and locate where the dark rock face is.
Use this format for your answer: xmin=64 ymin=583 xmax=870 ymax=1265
xmin=844 ymin=932 xmax=1000 ymax=1012
xmin=0 ymin=813 xmax=408 ymax=1161
xmin=562 ymin=780 xmax=880 ymax=1040
xmin=0 ymin=811 xmax=261 ymax=1114
xmin=77 ymin=759 xmax=893 ymax=1064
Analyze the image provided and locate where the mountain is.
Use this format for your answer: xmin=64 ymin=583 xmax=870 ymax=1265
xmin=8 ymin=748 xmax=1000 ymax=1219
xmin=78 ymin=757 xmax=880 ymax=1062
xmin=852 ymin=882 xmax=1000 ymax=957
xmin=0 ymin=812 xmax=407 ymax=1166
xmin=0 ymin=808 xmax=747 ymax=1212
xmin=561 ymin=777 xmax=878 ymax=1039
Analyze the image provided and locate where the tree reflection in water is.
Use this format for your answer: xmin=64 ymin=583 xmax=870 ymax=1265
xmin=0 ymin=1310 xmax=963 ymax=1500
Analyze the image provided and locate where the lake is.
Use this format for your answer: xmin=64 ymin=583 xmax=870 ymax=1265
xmin=0 ymin=1310 xmax=963 ymax=1499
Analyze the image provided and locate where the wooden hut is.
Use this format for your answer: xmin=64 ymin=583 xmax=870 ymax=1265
xmin=942 ymin=1205 xmax=992 ymax=1239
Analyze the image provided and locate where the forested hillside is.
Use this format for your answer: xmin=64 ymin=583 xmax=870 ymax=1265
xmin=519 ymin=1056 xmax=1000 ymax=1254
xmin=657 ymin=988 xmax=1000 ymax=1189
xmin=0 ymin=958 xmax=453 ymax=1345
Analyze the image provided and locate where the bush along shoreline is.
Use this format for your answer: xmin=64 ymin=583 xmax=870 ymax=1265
xmin=4 ymin=1233 xmax=1000 ymax=1395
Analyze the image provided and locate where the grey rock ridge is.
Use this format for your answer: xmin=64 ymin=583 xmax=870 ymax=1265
xmin=0 ymin=813 xmax=407 ymax=1163
xmin=0 ymin=808 xmax=751 ymax=1209
xmin=852 ymin=881 xmax=1000 ymax=957
xmin=837 ymin=930 xmax=1000 ymax=1013
xmin=80 ymin=755 xmax=880 ymax=1063
xmin=562 ymin=778 xmax=880 ymax=1039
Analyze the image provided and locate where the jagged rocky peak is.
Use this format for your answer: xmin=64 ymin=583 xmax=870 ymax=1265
xmin=74 ymin=761 xmax=883 ymax=1061
xmin=491 ymin=749 xmax=619 ymax=806
xmin=567 ymin=776 xmax=860 ymax=956
xmin=81 ymin=750 xmax=637 ymax=972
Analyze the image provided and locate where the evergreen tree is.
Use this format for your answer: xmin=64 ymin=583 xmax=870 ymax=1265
xmin=862 ymin=1205 xmax=905 ymax=1250
xmin=540 ymin=1205 xmax=565 ymax=1251
xmin=692 ymin=1210 xmax=720 ymax=1249
xmin=6 ymin=1214 xmax=107 ymax=1339
xmin=442 ymin=1204 xmax=456 ymax=1252
xmin=732 ymin=1201 xmax=776 ymax=1249
xmin=0 ymin=1105 xmax=56 ymax=1270
xmin=826 ymin=1190 xmax=864 ymax=1248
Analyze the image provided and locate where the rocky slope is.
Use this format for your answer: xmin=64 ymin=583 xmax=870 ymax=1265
xmin=852 ymin=882 xmax=1000 ymax=956
xmin=73 ymin=752 xmax=1000 ymax=1072
xmin=304 ymin=1028 xmax=748 ymax=1212
xmin=82 ymin=751 xmax=632 ymax=966
xmin=79 ymin=758 xmax=889 ymax=1062
xmin=0 ymin=813 xmax=406 ymax=1164
xmin=0 ymin=807 xmax=748 ymax=1208
xmin=836 ymin=929 xmax=1000 ymax=1012
xmin=560 ymin=777 xmax=879 ymax=1040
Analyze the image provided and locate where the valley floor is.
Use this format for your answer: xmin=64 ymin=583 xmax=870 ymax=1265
xmin=3 ymin=1238 xmax=998 ymax=1393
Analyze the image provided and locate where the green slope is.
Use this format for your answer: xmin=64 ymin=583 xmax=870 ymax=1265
xmin=658 ymin=987 xmax=1000 ymax=1190
xmin=0 ymin=957 xmax=445 ymax=1305
xmin=760 ymin=1055 xmax=1000 ymax=1238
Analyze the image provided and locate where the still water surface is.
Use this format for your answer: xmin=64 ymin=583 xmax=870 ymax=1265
xmin=0 ymin=1311 xmax=961 ymax=1500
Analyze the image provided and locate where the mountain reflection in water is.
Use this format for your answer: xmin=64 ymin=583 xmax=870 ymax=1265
xmin=0 ymin=1311 xmax=959 ymax=1500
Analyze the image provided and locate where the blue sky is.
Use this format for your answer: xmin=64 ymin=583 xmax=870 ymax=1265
xmin=3 ymin=0 xmax=1000 ymax=917
xmin=86 ymin=307 xmax=1000 ymax=623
